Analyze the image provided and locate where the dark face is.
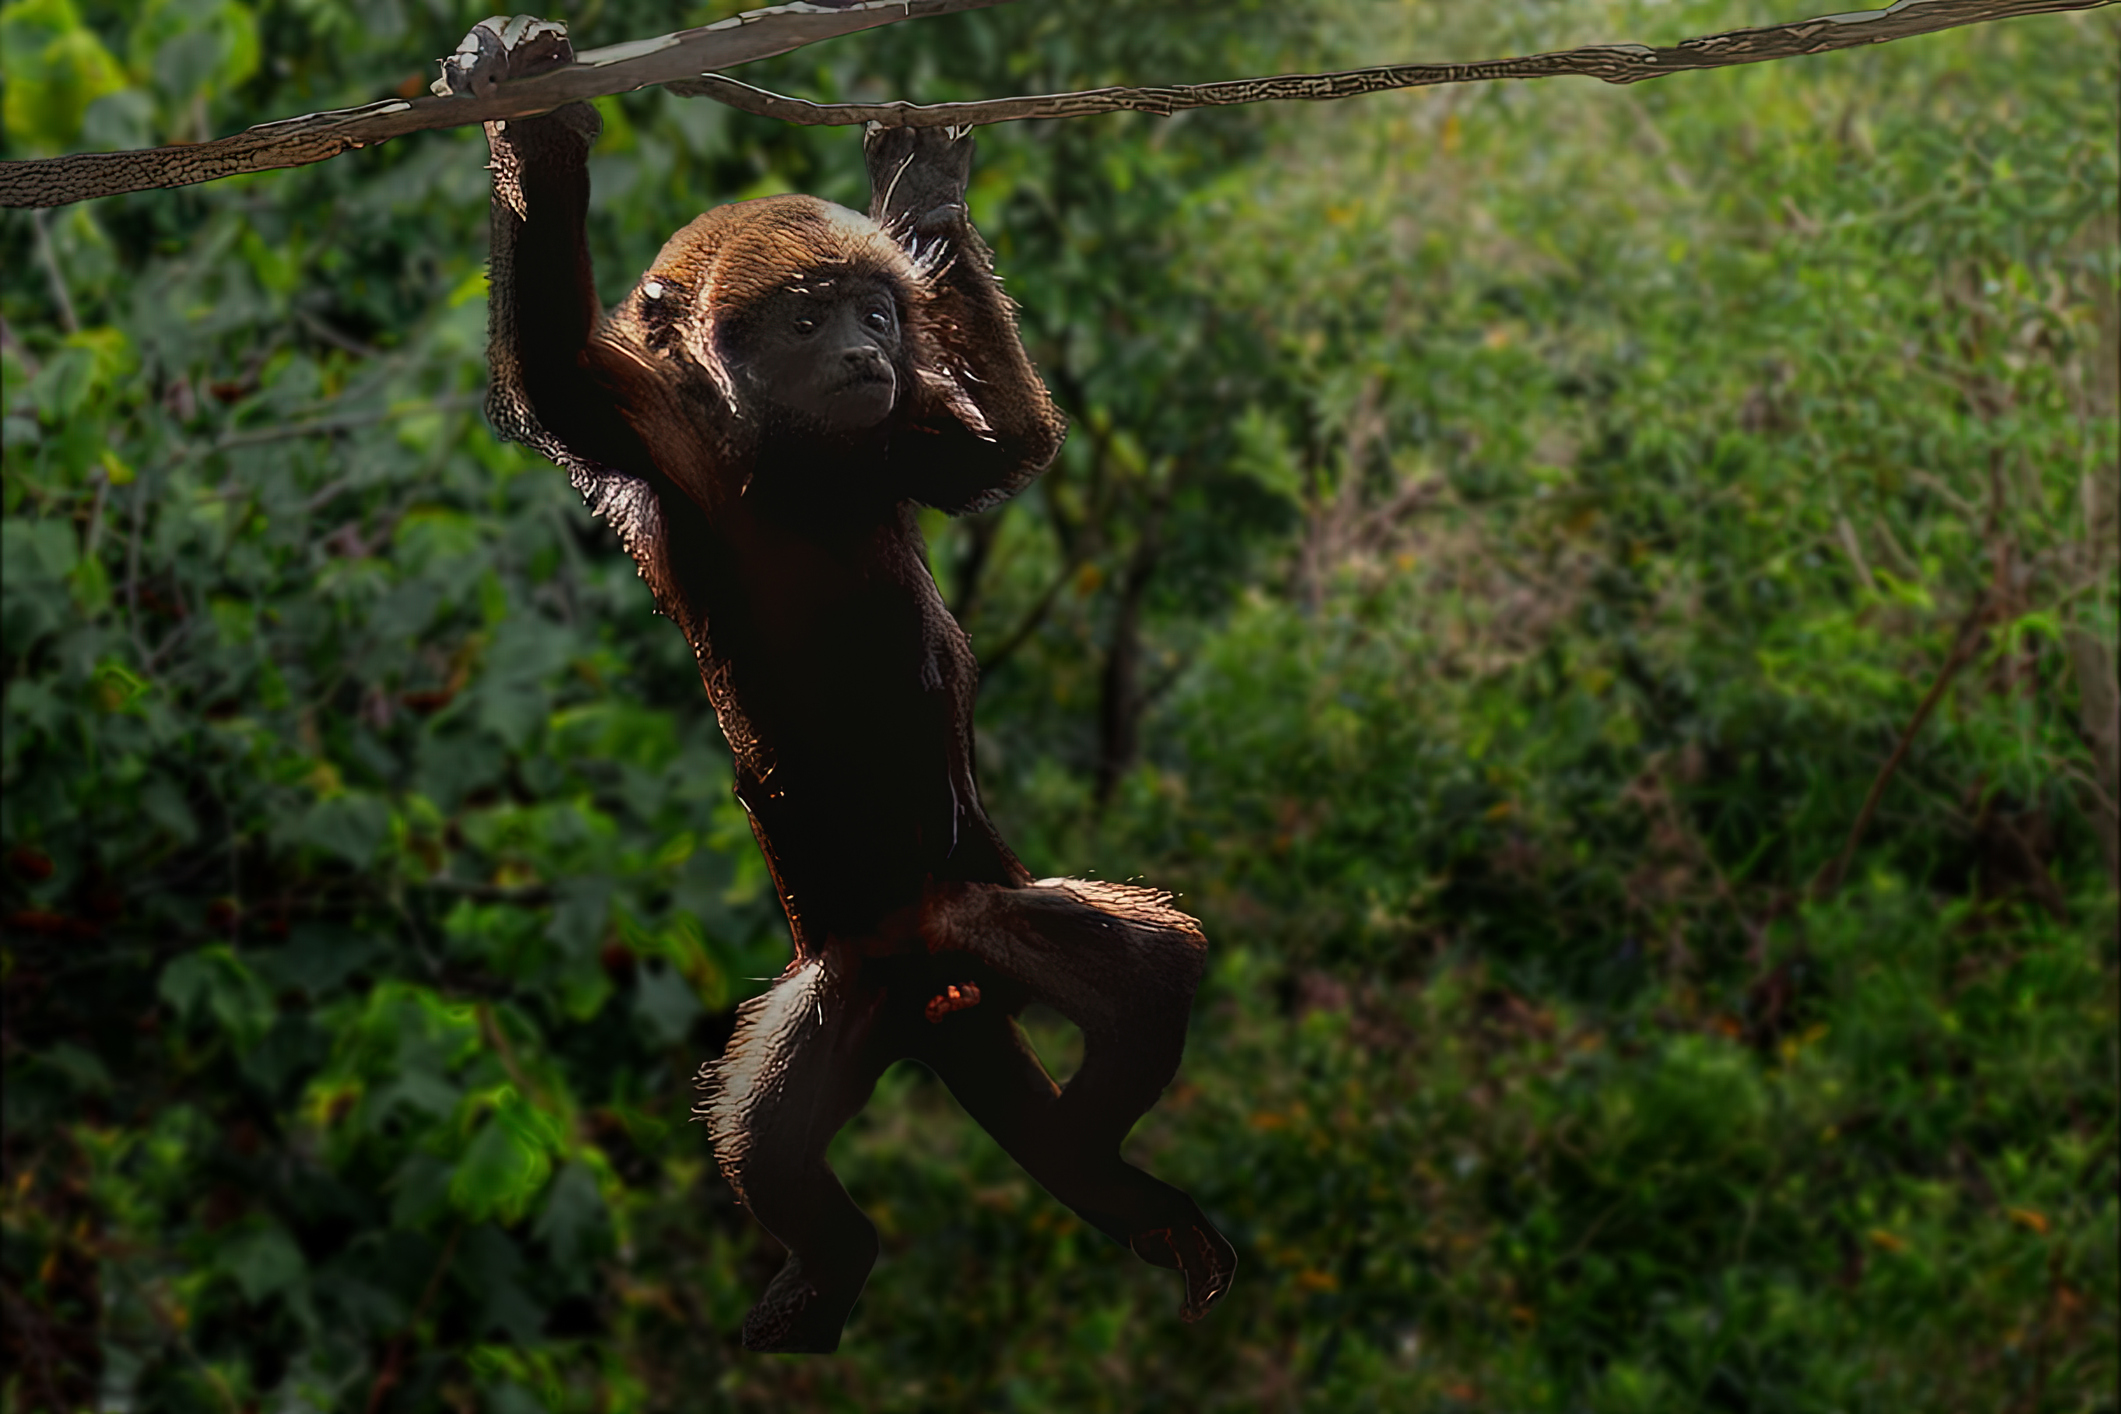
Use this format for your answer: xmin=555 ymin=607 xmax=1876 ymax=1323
xmin=740 ymin=275 xmax=903 ymax=435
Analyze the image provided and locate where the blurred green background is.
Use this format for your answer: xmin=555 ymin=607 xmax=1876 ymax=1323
xmin=2 ymin=1 xmax=2115 ymax=1409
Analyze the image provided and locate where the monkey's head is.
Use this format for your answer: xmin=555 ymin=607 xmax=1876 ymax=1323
xmin=591 ymin=196 xmax=973 ymax=495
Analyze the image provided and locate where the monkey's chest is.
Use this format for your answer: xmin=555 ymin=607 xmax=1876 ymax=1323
xmin=701 ymin=522 xmax=975 ymax=913
xmin=707 ymin=524 xmax=963 ymax=760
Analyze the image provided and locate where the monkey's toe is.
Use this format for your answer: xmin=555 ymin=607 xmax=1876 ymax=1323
xmin=1130 ymin=1222 xmax=1238 ymax=1322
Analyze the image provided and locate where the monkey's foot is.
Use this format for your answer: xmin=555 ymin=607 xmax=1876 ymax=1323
xmin=740 ymin=1258 xmax=848 ymax=1354
xmin=1130 ymin=1222 xmax=1238 ymax=1322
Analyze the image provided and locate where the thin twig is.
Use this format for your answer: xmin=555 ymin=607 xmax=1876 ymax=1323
xmin=363 ymin=1223 xmax=463 ymax=1414
xmin=295 ymin=309 xmax=383 ymax=358
xmin=977 ymin=555 xmax=1080 ymax=677
xmin=209 ymin=395 xmax=479 ymax=452
xmin=81 ymin=470 xmax=109 ymax=560
xmin=1811 ymin=593 xmax=1994 ymax=900
xmin=124 ymin=475 xmax=148 ymax=663
xmin=299 ymin=476 xmax=356 ymax=515
xmin=416 ymin=877 xmax=555 ymax=905
xmin=28 ymin=210 xmax=79 ymax=331
xmin=477 ymin=1003 xmax=548 ymax=1106
xmin=143 ymin=616 xmax=197 ymax=673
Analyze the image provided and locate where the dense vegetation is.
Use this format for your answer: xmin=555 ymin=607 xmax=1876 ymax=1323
xmin=3 ymin=1 xmax=2115 ymax=1409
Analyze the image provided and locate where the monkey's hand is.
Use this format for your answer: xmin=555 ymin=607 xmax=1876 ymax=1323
xmin=433 ymin=14 xmax=574 ymax=98
xmin=864 ymin=123 xmax=976 ymax=238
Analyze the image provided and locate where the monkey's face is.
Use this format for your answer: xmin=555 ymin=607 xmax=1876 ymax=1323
xmin=734 ymin=274 xmax=904 ymax=436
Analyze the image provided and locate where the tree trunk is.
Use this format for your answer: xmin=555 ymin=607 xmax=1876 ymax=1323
xmin=1093 ymin=480 xmax=1171 ymax=811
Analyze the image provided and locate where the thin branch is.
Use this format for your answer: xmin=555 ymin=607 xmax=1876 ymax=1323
xmin=1811 ymin=593 xmax=1994 ymax=900
xmin=677 ymin=0 xmax=2110 ymax=125
xmin=414 ymin=877 xmax=557 ymax=906
xmin=477 ymin=1002 xmax=550 ymax=1106
xmin=28 ymin=210 xmax=79 ymax=331
xmin=295 ymin=309 xmax=382 ymax=358
xmin=363 ymin=1223 xmax=463 ymax=1414
xmin=4 ymin=0 xmax=2107 ymax=209
xmin=124 ymin=475 xmax=148 ymax=664
xmin=0 ymin=0 xmax=1015 ymax=208
xmin=207 ymin=395 xmax=479 ymax=452
xmin=977 ymin=556 xmax=1079 ymax=677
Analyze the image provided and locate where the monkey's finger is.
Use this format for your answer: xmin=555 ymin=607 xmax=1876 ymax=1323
xmin=432 ymin=14 xmax=573 ymax=98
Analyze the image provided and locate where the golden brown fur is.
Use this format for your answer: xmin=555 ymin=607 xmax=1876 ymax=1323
xmin=473 ymin=71 xmax=1231 ymax=1352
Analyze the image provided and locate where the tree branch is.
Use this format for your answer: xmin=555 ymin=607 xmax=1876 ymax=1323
xmin=0 ymin=0 xmax=1015 ymax=208
xmin=3 ymin=0 xmax=2107 ymax=209
xmin=676 ymin=0 xmax=2111 ymax=127
xmin=1810 ymin=592 xmax=1995 ymax=901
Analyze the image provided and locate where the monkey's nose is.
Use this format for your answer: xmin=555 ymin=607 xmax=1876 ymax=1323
xmin=842 ymin=346 xmax=890 ymax=377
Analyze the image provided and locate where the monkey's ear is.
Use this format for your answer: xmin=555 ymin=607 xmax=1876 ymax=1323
xmin=610 ymin=273 xmax=745 ymax=429
xmin=585 ymin=294 xmax=755 ymax=519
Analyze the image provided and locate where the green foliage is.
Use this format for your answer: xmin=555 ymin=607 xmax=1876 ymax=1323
xmin=3 ymin=1 xmax=2115 ymax=1411
xmin=0 ymin=0 xmax=128 ymax=154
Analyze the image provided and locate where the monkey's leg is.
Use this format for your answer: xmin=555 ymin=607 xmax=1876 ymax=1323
xmin=695 ymin=949 xmax=901 ymax=1353
xmin=919 ymin=880 xmax=1238 ymax=1320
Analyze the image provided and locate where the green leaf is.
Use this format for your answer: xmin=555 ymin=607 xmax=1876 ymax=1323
xmin=218 ymin=1219 xmax=305 ymax=1304
xmin=0 ymin=0 xmax=127 ymax=153
xmin=449 ymin=1090 xmax=562 ymax=1224
xmin=128 ymin=0 xmax=258 ymax=110
xmin=301 ymin=792 xmax=392 ymax=866
xmin=531 ymin=1161 xmax=609 ymax=1270
xmin=631 ymin=960 xmax=701 ymax=1047
xmin=158 ymin=945 xmax=275 ymax=1050
xmin=1 ymin=518 xmax=76 ymax=584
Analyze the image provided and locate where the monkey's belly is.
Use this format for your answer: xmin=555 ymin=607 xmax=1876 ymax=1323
xmin=715 ymin=636 xmax=975 ymax=935
xmin=700 ymin=512 xmax=990 ymax=935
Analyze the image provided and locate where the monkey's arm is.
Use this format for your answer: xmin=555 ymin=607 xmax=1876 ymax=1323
xmin=866 ymin=126 xmax=1066 ymax=514
xmin=483 ymin=102 xmax=611 ymax=460
xmin=452 ymin=20 xmax=670 ymax=596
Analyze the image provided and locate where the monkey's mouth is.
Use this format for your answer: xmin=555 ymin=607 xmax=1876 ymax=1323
xmin=832 ymin=368 xmax=898 ymax=408
xmin=836 ymin=366 xmax=896 ymax=393
xmin=815 ymin=371 xmax=897 ymax=433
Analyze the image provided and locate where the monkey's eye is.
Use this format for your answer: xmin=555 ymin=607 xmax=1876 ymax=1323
xmin=862 ymin=308 xmax=894 ymax=335
xmin=791 ymin=315 xmax=819 ymax=335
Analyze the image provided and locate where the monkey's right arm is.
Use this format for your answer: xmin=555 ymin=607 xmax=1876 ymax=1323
xmin=447 ymin=20 xmax=671 ymax=590
xmin=483 ymin=98 xmax=608 ymax=464
xmin=443 ymin=17 xmax=613 ymax=468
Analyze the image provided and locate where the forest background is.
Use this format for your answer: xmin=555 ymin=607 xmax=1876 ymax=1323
xmin=2 ymin=0 xmax=2115 ymax=1410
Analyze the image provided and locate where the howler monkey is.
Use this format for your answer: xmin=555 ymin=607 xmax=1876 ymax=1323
xmin=447 ymin=17 xmax=1235 ymax=1353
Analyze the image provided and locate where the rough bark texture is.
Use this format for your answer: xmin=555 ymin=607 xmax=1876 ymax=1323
xmin=6 ymin=0 xmax=2108 ymax=208
xmin=0 ymin=0 xmax=1013 ymax=208
xmin=674 ymin=0 xmax=2114 ymax=126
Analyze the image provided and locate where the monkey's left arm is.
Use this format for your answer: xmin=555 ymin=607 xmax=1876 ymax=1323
xmin=866 ymin=126 xmax=1067 ymax=514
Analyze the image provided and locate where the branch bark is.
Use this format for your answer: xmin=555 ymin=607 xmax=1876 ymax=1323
xmin=3 ymin=0 xmax=2108 ymax=209
xmin=678 ymin=0 xmax=2112 ymax=127
xmin=1811 ymin=593 xmax=1995 ymax=901
xmin=0 ymin=0 xmax=1014 ymax=208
